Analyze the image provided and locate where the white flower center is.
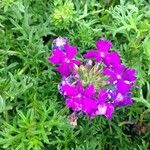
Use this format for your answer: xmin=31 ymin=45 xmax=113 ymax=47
xmin=97 ymin=105 xmax=107 ymax=115
xmin=76 ymin=94 xmax=81 ymax=98
xmin=100 ymin=52 xmax=105 ymax=57
xmin=65 ymin=58 xmax=70 ymax=63
xmin=62 ymin=81 xmax=66 ymax=85
xmin=116 ymin=93 xmax=123 ymax=102
xmin=124 ymin=80 xmax=131 ymax=84
xmin=113 ymin=80 xmax=117 ymax=84
xmin=116 ymin=74 xmax=121 ymax=79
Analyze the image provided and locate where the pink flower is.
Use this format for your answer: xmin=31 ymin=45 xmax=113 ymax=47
xmin=49 ymin=44 xmax=81 ymax=76
xmin=48 ymin=37 xmax=137 ymax=121
xmin=83 ymin=38 xmax=112 ymax=62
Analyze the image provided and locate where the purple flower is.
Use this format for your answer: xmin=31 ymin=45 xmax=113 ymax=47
xmin=66 ymin=97 xmax=82 ymax=111
xmin=112 ymin=91 xmax=133 ymax=106
xmin=96 ymin=89 xmax=115 ymax=119
xmin=61 ymin=82 xmax=115 ymax=119
xmin=49 ymin=44 xmax=81 ymax=76
xmin=62 ymin=84 xmax=79 ymax=97
xmin=103 ymin=64 xmax=137 ymax=95
xmin=96 ymin=103 xmax=114 ymax=120
xmin=96 ymin=38 xmax=112 ymax=52
xmin=83 ymin=38 xmax=112 ymax=62
xmin=98 ymin=89 xmax=108 ymax=103
xmin=103 ymin=51 xmax=121 ymax=67
xmin=82 ymin=97 xmax=97 ymax=118
xmin=103 ymin=64 xmax=136 ymax=83
xmin=103 ymin=65 xmax=126 ymax=82
xmin=48 ymin=49 xmax=65 ymax=64
xmin=122 ymin=68 xmax=137 ymax=82
xmin=61 ymin=82 xmax=96 ymax=99
xmin=116 ymin=80 xmax=132 ymax=95
xmin=48 ymin=37 xmax=137 ymax=121
xmin=61 ymin=82 xmax=98 ymax=117
xmin=83 ymin=84 xmax=96 ymax=98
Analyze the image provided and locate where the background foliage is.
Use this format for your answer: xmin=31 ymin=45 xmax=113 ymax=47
xmin=0 ymin=0 xmax=150 ymax=149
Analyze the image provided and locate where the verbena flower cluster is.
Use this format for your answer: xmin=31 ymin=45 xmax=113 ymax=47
xmin=49 ymin=37 xmax=137 ymax=120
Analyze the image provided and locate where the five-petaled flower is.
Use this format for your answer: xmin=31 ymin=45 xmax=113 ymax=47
xmin=49 ymin=44 xmax=81 ymax=76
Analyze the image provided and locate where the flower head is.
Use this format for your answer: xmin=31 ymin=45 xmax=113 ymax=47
xmin=48 ymin=37 xmax=137 ymax=121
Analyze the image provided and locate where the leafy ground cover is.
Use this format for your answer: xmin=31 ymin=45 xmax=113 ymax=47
xmin=0 ymin=0 xmax=150 ymax=149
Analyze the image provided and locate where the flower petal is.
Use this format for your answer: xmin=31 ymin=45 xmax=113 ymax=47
xmin=105 ymin=103 xmax=114 ymax=120
xmin=96 ymin=38 xmax=112 ymax=52
xmin=113 ymin=94 xmax=133 ymax=107
xmin=104 ymin=52 xmax=121 ymax=67
xmin=61 ymin=84 xmax=79 ymax=97
xmin=123 ymin=68 xmax=137 ymax=82
xmin=98 ymin=89 xmax=108 ymax=103
xmin=66 ymin=98 xmax=82 ymax=111
xmin=116 ymin=79 xmax=132 ymax=95
xmin=48 ymin=49 xmax=65 ymax=64
xmin=65 ymin=44 xmax=77 ymax=59
xmin=83 ymin=50 xmax=98 ymax=58
xmin=71 ymin=59 xmax=81 ymax=65
xmin=103 ymin=68 xmax=116 ymax=82
xmin=84 ymin=84 xmax=96 ymax=98
xmin=82 ymin=98 xmax=97 ymax=117
xmin=97 ymin=104 xmax=107 ymax=115
xmin=96 ymin=103 xmax=114 ymax=120
xmin=122 ymin=97 xmax=133 ymax=106
xmin=56 ymin=62 xmax=70 ymax=76
xmin=52 ymin=37 xmax=68 ymax=50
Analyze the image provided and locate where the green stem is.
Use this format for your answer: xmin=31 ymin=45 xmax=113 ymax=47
xmin=17 ymin=65 xmax=29 ymax=75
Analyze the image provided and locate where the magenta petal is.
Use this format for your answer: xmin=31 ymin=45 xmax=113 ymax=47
xmin=97 ymin=104 xmax=107 ymax=115
xmin=61 ymin=84 xmax=79 ymax=97
xmin=123 ymin=68 xmax=137 ymax=82
xmin=66 ymin=98 xmax=82 ymax=111
xmin=103 ymin=68 xmax=114 ymax=76
xmin=96 ymin=38 xmax=112 ymax=52
xmin=97 ymin=103 xmax=114 ymax=119
xmin=95 ymin=56 xmax=103 ymax=62
xmin=113 ymin=92 xmax=124 ymax=105
xmin=104 ymin=52 xmax=121 ymax=67
xmin=65 ymin=44 xmax=77 ymax=59
xmin=116 ymin=79 xmax=132 ymax=95
xmin=113 ymin=93 xmax=133 ymax=106
xmin=105 ymin=103 xmax=114 ymax=120
xmin=56 ymin=62 xmax=70 ymax=76
xmin=83 ymin=50 xmax=98 ymax=59
xmin=82 ymin=98 xmax=97 ymax=116
xmin=48 ymin=49 xmax=65 ymax=64
xmin=98 ymin=89 xmax=108 ymax=103
xmin=114 ymin=64 xmax=126 ymax=74
xmin=122 ymin=97 xmax=133 ymax=106
xmin=71 ymin=59 xmax=81 ymax=65
xmin=103 ymin=68 xmax=116 ymax=82
xmin=76 ymin=81 xmax=84 ymax=93
xmin=84 ymin=84 xmax=96 ymax=98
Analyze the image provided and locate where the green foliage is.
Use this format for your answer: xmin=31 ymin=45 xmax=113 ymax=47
xmin=0 ymin=0 xmax=15 ymax=12
xmin=0 ymin=0 xmax=150 ymax=149
xmin=51 ymin=0 xmax=75 ymax=29
xmin=0 ymin=101 xmax=74 ymax=149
